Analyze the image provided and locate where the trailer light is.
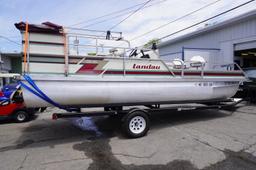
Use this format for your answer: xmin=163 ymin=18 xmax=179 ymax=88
xmin=52 ymin=113 xmax=58 ymax=120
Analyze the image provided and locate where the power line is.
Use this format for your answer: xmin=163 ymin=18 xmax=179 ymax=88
xmin=129 ymin=0 xmax=222 ymax=41
xmin=108 ymin=0 xmax=153 ymax=31
xmin=80 ymin=0 xmax=167 ymax=28
xmin=159 ymin=0 xmax=255 ymax=40
xmin=70 ymin=1 xmax=156 ymax=27
xmin=0 ymin=35 xmax=21 ymax=46
xmin=81 ymin=12 xmax=134 ymax=28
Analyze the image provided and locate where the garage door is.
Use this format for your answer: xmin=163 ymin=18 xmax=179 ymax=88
xmin=234 ymin=40 xmax=256 ymax=51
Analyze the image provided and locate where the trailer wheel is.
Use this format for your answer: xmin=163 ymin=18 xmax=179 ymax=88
xmin=14 ymin=110 xmax=29 ymax=123
xmin=122 ymin=110 xmax=149 ymax=138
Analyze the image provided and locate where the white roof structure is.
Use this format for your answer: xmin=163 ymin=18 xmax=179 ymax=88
xmin=159 ymin=9 xmax=256 ymax=48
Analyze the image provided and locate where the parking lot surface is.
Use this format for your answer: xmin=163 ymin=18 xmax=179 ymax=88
xmin=1 ymin=103 xmax=256 ymax=170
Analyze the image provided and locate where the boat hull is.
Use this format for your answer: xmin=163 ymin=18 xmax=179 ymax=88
xmin=21 ymin=79 xmax=241 ymax=108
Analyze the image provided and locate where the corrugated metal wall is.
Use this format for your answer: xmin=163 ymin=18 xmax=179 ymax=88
xmin=159 ymin=13 xmax=256 ymax=65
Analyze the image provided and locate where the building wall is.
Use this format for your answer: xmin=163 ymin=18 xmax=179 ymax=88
xmin=1 ymin=56 xmax=11 ymax=72
xmin=159 ymin=14 xmax=256 ymax=65
xmin=0 ymin=56 xmax=11 ymax=88
xmin=0 ymin=54 xmax=22 ymax=88
xmin=11 ymin=58 xmax=22 ymax=74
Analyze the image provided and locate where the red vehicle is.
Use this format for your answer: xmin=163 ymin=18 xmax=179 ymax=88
xmin=0 ymin=91 xmax=36 ymax=123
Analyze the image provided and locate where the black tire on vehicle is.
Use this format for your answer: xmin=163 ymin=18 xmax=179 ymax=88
xmin=122 ymin=110 xmax=150 ymax=138
xmin=14 ymin=110 xmax=29 ymax=123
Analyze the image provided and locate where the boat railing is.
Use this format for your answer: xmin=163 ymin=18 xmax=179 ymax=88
xmin=20 ymin=24 xmax=207 ymax=78
xmin=160 ymin=60 xmax=176 ymax=77
xmin=64 ymin=27 xmax=131 ymax=57
xmin=21 ymin=24 xmax=133 ymax=75
xmin=213 ymin=63 xmax=244 ymax=72
xmin=21 ymin=24 xmax=243 ymax=78
xmin=99 ymin=58 xmax=245 ymax=78
xmin=99 ymin=56 xmax=210 ymax=78
xmin=100 ymin=57 xmax=176 ymax=77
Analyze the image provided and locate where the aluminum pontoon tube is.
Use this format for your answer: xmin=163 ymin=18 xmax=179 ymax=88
xmin=19 ymin=74 xmax=78 ymax=111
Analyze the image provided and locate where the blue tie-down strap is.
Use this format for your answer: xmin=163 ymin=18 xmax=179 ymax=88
xmin=19 ymin=74 xmax=78 ymax=112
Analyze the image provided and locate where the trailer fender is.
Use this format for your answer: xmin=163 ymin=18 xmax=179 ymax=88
xmin=121 ymin=108 xmax=149 ymax=122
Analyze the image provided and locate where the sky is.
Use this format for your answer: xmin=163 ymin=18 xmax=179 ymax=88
xmin=0 ymin=0 xmax=255 ymax=53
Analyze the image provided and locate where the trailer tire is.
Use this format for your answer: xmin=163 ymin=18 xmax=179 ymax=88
xmin=122 ymin=110 xmax=149 ymax=138
xmin=14 ymin=110 xmax=29 ymax=123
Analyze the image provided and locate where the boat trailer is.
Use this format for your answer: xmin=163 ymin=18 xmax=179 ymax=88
xmin=52 ymin=98 xmax=244 ymax=138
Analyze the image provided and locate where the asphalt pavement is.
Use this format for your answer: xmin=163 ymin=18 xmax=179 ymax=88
xmin=0 ymin=102 xmax=256 ymax=170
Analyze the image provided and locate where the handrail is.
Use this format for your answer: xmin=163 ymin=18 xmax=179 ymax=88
xmin=100 ymin=58 xmax=126 ymax=77
xmin=100 ymin=67 xmax=108 ymax=77
xmin=213 ymin=63 xmax=244 ymax=72
xmin=66 ymin=32 xmax=131 ymax=60
xmin=123 ymin=53 xmax=126 ymax=77
xmin=77 ymin=57 xmax=86 ymax=65
xmin=68 ymin=33 xmax=121 ymax=40
xmin=160 ymin=60 xmax=175 ymax=77
xmin=68 ymin=43 xmax=132 ymax=50
xmin=99 ymin=57 xmax=176 ymax=78
xmin=77 ymin=55 xmax=214 ymax=78
xmin=98 ymin=59 xmax=244 ymax=79
xmin=201 ymin=64 xmax=205 ymax=77
xmin=233 ymin=63 xmax=246 ymax=78
xmin=65 ymin=27 xmax=122 ymax=35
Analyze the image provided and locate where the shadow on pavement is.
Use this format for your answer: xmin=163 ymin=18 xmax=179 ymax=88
xmin=3 ymin=109 xmax=230 ymax=150
xmin=0 ymin=114 xmax=39 ymax=125
xmin=1 ymin=109 xmax=256 ymax=170
xmin=149 ymin=109 xmax=230 ymax=130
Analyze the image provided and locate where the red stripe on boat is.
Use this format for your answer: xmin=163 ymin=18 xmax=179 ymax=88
xmin=77 ymin=63 xmax=98 ymax=73
xmin=104 ymin=70 xmax=243 ymax=76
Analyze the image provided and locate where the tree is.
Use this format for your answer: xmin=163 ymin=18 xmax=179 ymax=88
xmin=143 ymin=38 xmax=161 ymax=49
